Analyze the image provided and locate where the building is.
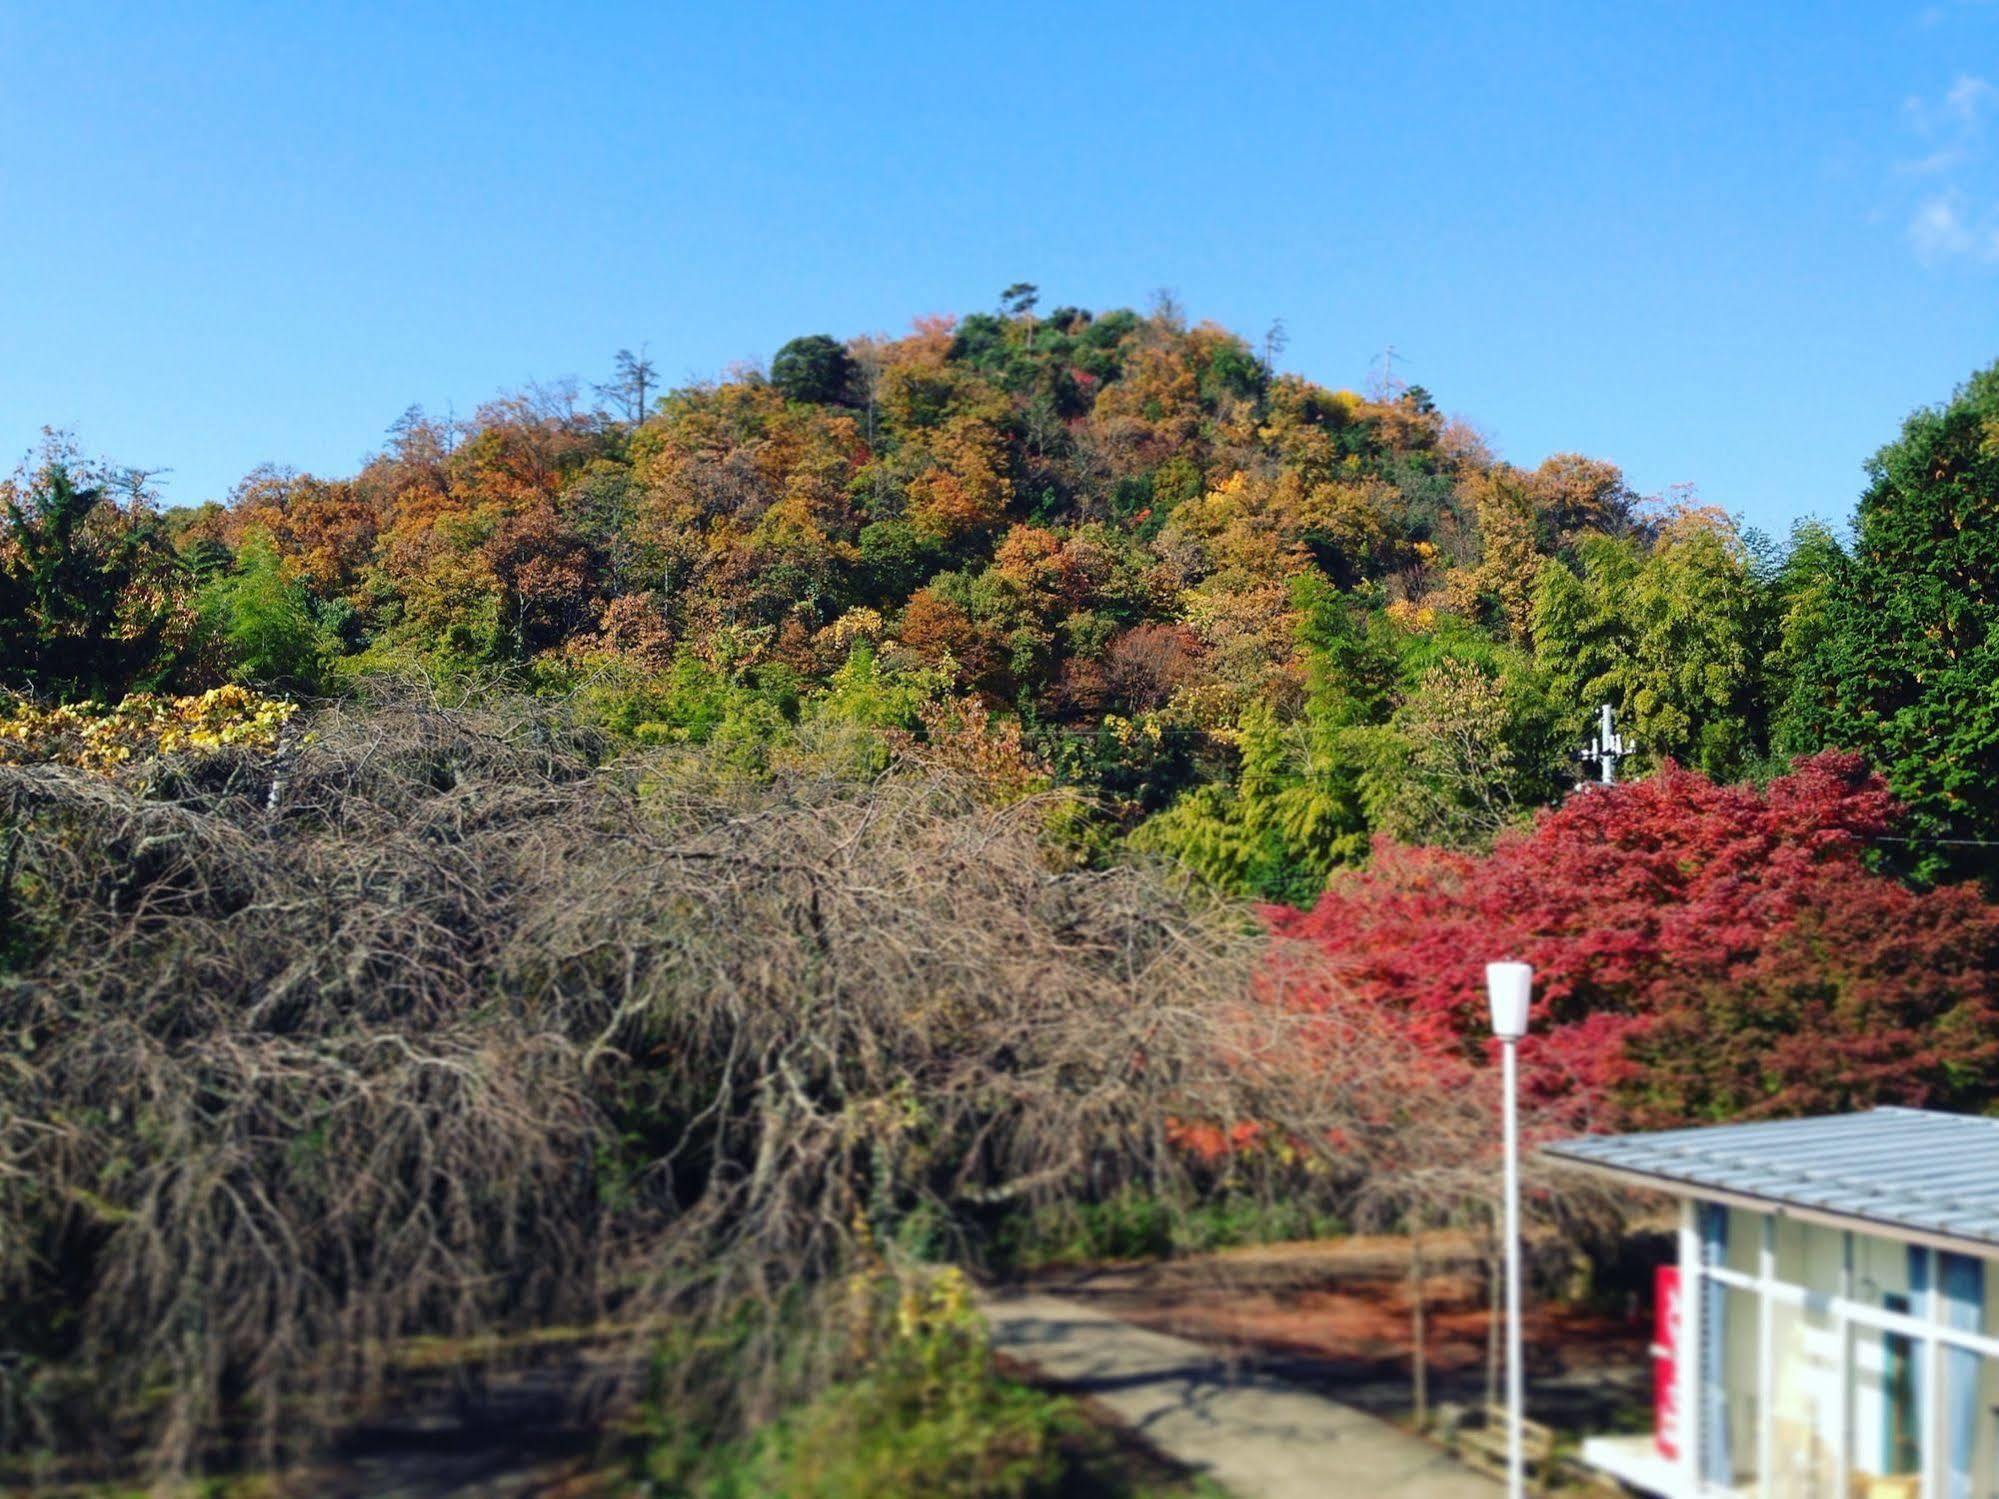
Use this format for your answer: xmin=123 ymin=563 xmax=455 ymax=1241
xmin=1545 ymin=1108 xmax=1999 ymax=1499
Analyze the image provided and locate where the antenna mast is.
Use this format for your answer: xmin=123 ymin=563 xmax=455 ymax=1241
xmin=1578 ymin=702 xmax=1631 ymax=786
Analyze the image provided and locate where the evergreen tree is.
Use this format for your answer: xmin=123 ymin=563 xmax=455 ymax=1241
xmin=0 ymin=461 xmax=187 ymax=699
xmin=1792 ymin=362 xmax=1999 ymax=878
xmin=770 ymin=334 xmax=857 ymax=406
xmin=1764 ymin=519 xmax=1848 ymax=760
xmin=1532 ymin=516 xmax=1765 ymax=782
xmin=1132 ymin=577 xmax=1392 ymax=902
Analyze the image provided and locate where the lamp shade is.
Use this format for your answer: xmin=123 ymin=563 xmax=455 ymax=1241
xmin=1486 ymin=961 xmax=1533 ymax=1040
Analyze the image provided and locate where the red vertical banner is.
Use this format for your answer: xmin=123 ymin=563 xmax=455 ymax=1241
xmin=1653 ymin=1264 xmax=1682 ymax=1460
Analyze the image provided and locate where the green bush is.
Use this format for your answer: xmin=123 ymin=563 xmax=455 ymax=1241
xmin=1003 ymin=1188 xmax=1348 ymax=1269
xmin=741 ymin=1302 xmax=1068 ymax=1497
xmin=197 ymin=534 xmax=334 ymax=692
xmin=637 ymin=1272 xmax=1067 ymax=1498
xmin=636 ymin=1271 xmax=1216 ymax=1499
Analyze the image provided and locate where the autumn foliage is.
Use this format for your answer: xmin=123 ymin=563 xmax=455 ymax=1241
xmin=0 ymin=685 xmax=295 ymax=770
xmin=15 ymin=300 xmax=1999 ymax=1482
xmin=1270 ymin=753 xmax=1999 ymax=1132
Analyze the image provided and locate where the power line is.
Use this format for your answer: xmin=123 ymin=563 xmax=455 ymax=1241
xmin=1864 ymin=834 xmax=1999 ymax=848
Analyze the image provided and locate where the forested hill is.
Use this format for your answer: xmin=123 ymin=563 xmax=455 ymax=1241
xmin=7 ymin=293 xmax=1999 ymax=891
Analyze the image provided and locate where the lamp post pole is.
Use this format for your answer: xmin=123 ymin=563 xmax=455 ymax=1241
xmin=1487 ymin=961 xmax=1532 ymax=1499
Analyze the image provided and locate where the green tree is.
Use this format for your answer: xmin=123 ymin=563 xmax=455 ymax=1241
xmin=1358 ymin=646 xmax=1564 ymax=849
xmin=771 ymin=334 xmax=857 ymax=406
xmin=594 ymin=346 xmax=657 ymax=424
xmin=1133 ymin=577 xmax=1391 ymax=902
xmin=198 ymin=533 xmax=332 ymax=691
xmin=1625 ymin=514 xmax=1763 ymax=778
xmin=1790 ymin=363 xmax=1999 ymax=877
xmin=0 ymin=458 xmax=188 ymax=699
xmin=998 ymin=282 xmax=1039 ymax=318
xmin=856 ymin=520 xmax=945 ymax=603
xmin=1532 ymin=515 xmax=1765 ymax=781
xmin=1130 ymin=702 xmax=1309 ymax=901
xmin=1269 ymin=573 xmax=1394 ymax=861
xmin=1764 ymin=519 xmax=1848 ymax=759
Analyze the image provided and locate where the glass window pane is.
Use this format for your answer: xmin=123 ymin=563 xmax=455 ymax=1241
xmin=1855 ymin=1231 xmax=1915 ymax=1308
xmin=1726 ymin=1207 xmax=1764 ymax=1276
xmin=1971 ymin=1350 xmax=1999 ymax=1499
xmin=1938 ymin=1253 xmax=1986 ymax=1499
xmin=1703 ymin=1280 xmax=1763 ymax=1486
xmin=1849 ymin=1234 xmax=1926 ymax=1488
xmin=1980 ymin=1267 xmax=1999 ymax=1499
xmin=1769 ymin=1293 xmax=1840 ymax=1498
xmin=1775 ymin=1217 xmax=1842 ymax=1290
xmin=1852 ymin=1309 xmax=1924 ymax=1482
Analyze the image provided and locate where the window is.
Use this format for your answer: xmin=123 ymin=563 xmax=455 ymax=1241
xmin=1769 ymin=1291 xmax=1839 ymax=1498
xmin=1677 ymin=1210 xmax=1999 ymax=1497
xmin=1699 ymin=1205 xmax=1763 ymax=1488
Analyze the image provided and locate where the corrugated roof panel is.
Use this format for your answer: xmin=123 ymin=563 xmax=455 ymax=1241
xmin=1542 ymin=1108 xmax=1999 ymax=1250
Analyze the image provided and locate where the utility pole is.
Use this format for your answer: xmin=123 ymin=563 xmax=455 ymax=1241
xmin=1578 ymin=702 xmax=1631 ymax=786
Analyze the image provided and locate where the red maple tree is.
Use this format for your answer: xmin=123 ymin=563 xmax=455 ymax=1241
xmin=1268 ymin=753 xmax=1999 ymax=1132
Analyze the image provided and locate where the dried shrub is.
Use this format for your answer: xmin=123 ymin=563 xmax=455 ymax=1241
xmin=0 ymin=687 xmax=1383 ymax=1480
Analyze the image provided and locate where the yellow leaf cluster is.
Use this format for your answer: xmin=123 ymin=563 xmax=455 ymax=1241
xmin=1100 ymin=711 xmax=1165 ymax=747
xmin=1384 ymin=597 xmax=1439 ymax=632
xmin=0 ymin=686 xmax=297 ymax=771
xmin=826 ymin=606 xmax=885 ymax=648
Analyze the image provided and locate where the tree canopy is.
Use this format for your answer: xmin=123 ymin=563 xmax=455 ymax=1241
xmin=15 ymin=293 xmax=1999 ymax=1488
xmin=1785 ymin=362 xmax=1999 ymax=879
xmin=10 ymin=302 xmax=1999 ymax=896
xmin=1271 ymin=753 xmax=1999 ymax=1131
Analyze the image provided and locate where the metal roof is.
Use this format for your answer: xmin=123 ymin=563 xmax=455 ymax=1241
xmin=1543 ymin=1107 xmax=1999 ymax=1253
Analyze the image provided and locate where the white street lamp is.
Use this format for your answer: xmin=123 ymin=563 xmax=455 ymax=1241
xmin=1487 ymin=960 xmax=1532 ymax=1499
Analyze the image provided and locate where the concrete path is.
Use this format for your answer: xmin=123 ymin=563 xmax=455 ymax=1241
xmin=982 ymin=1291 xmax=1500 ymax=1499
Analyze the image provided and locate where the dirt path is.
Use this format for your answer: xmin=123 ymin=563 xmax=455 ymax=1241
xmin=1019 ymin=1231 xmax=1657 ymax=1437
xmin=982 ymin=1291 xmax=1500 ymax=1498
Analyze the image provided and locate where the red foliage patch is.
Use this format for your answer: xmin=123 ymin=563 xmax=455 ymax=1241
xmin=1269 ymin=753 xmax=1999 ymax=1131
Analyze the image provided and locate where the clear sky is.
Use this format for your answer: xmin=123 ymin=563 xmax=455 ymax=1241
xmin=3 ymin=1 xmax=1996 ymax=536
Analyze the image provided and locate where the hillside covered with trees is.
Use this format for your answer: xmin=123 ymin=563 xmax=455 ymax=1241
xmin=11 ymin=293 xmax=1999 ymax=892
xmin=15 ymin=288 xmax=1964 ymax=891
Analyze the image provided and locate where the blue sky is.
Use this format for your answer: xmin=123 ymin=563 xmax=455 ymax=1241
xmin=2 ymin=1 xmax=1996 ymax=536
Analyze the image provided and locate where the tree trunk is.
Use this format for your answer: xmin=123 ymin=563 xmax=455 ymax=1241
xmin=1409 ymin=1222 xmax=1429 ymax=1431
